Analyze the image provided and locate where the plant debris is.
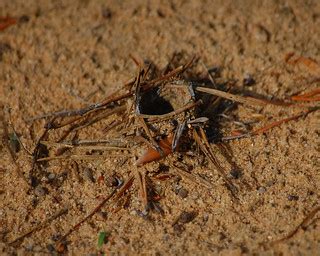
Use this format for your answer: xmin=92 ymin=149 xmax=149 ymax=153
xmin=6 ymin=53 xmax=319 ymax=250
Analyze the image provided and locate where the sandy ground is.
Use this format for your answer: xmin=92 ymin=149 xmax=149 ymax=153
xmin=0 ymin=0 xmax=319 ymax=255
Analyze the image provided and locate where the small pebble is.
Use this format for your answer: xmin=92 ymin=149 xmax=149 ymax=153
xmin=25 ymin=244 xmax=33 ymax=251
xmin=19 ymin=15 xmax=30 ymax=23
xmin=258 ymin=186 xmax=267 ymax=194
xmin=97 ymin=211 xmax=108 ymax=220
xmin=102 ymin=7 xmax=112 ymax=19
xmin=8 ymin=133 xmax=20 ymax=153
xmin=288 ymin=195 xmax=299 ymax=201
xmin=253 ymin=24 xmax=270 ymax=42
xmin=0 ymin=42 xmax=12 ymax=61
xmin=266 ymin=180 xmax=275 ymax=187
xmin=203 ymin=213 xmax=209 ymax=222
xmin=173 ymin=223 xmax=185 ymax=233
xmin=243 ymin=74 xmax=255 ymax=86
xmin=47 ymin=173 xmax=56 ymax=180
xmin=34 ymin=186 xmax=47 ymax=197
xmin=106 ymin=176 xmax=117 ymax=186
xmin=177 ymin=188 xmax=188 ymax=199
xmin=51 ymin=234 xmax=60 ymax=242
xmin=31 ymin=198 xmax=39 ymax=207
xmin=178 ymin=211 xmax=197 ymax=224
xmin=230 ymin=169 xmax=242 ymax=179
xmin=106 ymin=175 xmax=120 ymax=187
xmin=46 ymin=244 xmax=55 ymax=252
xmin=83 ymin=168 xmax=95 ymax=182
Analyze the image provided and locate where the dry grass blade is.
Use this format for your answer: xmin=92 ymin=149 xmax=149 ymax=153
xmin=40 ymin=140 xmax=130 ymax=151
xmin=135 ymin=170 xmax=148 ymax=208
xmin=72 ymin=105 xmax=127 ymax=132
xmin=37 ymin=153 xmax=128 ymax=162
xmin=196 ymin=86 xmax=267 ymax=106
xmin=144 ymin=56 xmax=196 ymax=89
xmin=138 ymin=116 xmax=163 ymax=153
xmin=170 ymin=164 xmax=213 ymax=188
xmin=193 ymin=128 xmax=238 ymax=199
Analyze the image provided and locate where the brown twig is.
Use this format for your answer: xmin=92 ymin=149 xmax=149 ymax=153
xmin=30 ymin=57 xmax=196 ymax=122
xmin=268 ymin=206 xmax=320 ymax=246
xmin=291 ymin=88 xmax=320 ymax=102
xmin=57 ymin=189 xmax=118 ymax=246
xmin=135 ymin=170 xmax=148 ymax=208
xmin=0 ymin=16 xmax=17 ymax=31
xmin=171 ymin=163 xmax=213 ymax=188
xmin=251 ymin=108 xmax=317 ymax=135
xmin=222 ymin=107 xmax=318 ymax=141
xmin=196 ymin=86 xmax=267 ymax=107
xmin=9 ymin=207 xmax=69 ymax=246
xmin=193 ymin=128 xmax=239 ymax=199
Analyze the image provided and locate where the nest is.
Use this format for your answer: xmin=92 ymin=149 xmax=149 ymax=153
xmin=5 ymin=52 xmax=319 ymax=249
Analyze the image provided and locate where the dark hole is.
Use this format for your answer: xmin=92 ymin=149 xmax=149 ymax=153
xmin=139 ymin=88 xmax=174 ymax=115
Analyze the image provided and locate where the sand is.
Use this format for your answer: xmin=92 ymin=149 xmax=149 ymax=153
xmin=0 ymin=0 xmax=319 ymax=255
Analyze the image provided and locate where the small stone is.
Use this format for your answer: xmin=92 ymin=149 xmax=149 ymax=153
xmin=219 ymin=232 xmax=227 ymax=240
xmin=34 ymin=186 xmax=47 ymax=197
xmin=253 ymin=24 xmax=270 ymax=42
xmin=8 ymin=133 xmax=20 ymax=153
xmin=51 ymin=234 xmax=62 ymax=242
xmin=47 ymin=244 xmax=55 ymax=252
xmin=203 ymin=213 xmax=209 ymax=222
xmin=0 ymin=42 xmax=12 ymax=61
xmin=83 ymin=168 xmax=95 ymax=182
xmin=106 ymin=175 xmax=120 ymax=187
xmin=243 ymin=74 xmax=255 ymax=86
xmin=178 ymin=211 xmax=197 ymax=224
xmin=48 ymin=173 xmax=55 ymax=180
xmin=288 ymin=195 xmax=299 ymax=201
xmin=173 ymin=223 xmax=185 ymax=234
xmin=177 ymin=188 xmax=188 ymax=199
xmin=266 ymin=180 xmax=275 ymax=187
xmin=25 ymin=244 xmax=33 ymax=251
xmin=258 ymin=186 xmax=266 ymax=194
xmin=19 ymin=15 xmax=30 ymax=23
xmin=97 ymin=211 xmax=108 ymax=220
xmin=102 ymin=7 xmax=112 ymax=19
xmin=230 ymin=169 xmax=242 ymax=179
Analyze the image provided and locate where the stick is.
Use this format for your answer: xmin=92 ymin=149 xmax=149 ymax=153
xmin=9 ymin=207 xmax=68 ymax=245
xmin=196 ymin=87 xmax=267 ymax=106
xmin=269 ymin=206 xmax=320 ymax=246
